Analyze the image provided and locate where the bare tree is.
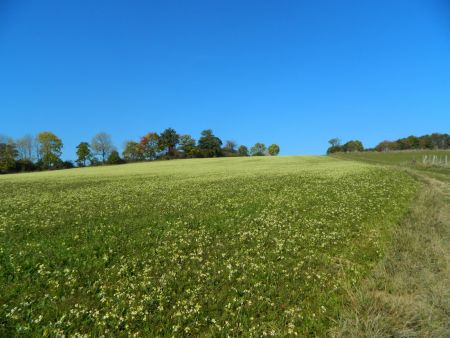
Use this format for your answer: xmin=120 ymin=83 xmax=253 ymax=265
xmin=91 ymin=132 xmax=114 ymax=163
xmin=34 ymin=135 xmax=41 ymax=161
xmin=16 ymin=134 xmax=35 ymax=160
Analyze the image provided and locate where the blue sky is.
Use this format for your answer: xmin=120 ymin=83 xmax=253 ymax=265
xmin=1 ymin=0 xmax=449 ymax=158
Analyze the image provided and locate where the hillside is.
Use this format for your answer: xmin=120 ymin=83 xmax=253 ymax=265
xmin=328 ymin=151 xmax=450 ymax=337
xmin=0 ymin=156 xmax=416 ymax=336
xmin=331 ymin=149 xmax=450 ymax=182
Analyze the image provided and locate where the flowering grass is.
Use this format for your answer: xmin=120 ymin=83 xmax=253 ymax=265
xmin=0 ymin=156 xmax=417 ymax=336
xmin=328 ymin=152 xmax=450 ymax=336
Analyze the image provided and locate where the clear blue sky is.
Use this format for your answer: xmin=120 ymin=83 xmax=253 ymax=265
xmin=1 ymin=0 xmax=449 ymax=158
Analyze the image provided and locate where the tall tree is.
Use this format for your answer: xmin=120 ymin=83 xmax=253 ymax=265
xmin=250 ymin=143 xmax=267 ymax=156
xmin=140 ymin=132 xmax=160 ymax=160
xmin=76 ymin=142 xmax=92 ymax=167
xmin=238 ymin=145 xmax=249 ymax=156
xmin=123 ymin=141 xmax=143 ymax=162
xmin=268 ymin=144 xmax=280 ymax=156
xmin=224 ymin=140 xmax=237 ymax=153
xmin=178 ymin=134 xmax=197 ymax=157
xmin=0 ymin=139 xmax=18 ymax=173
xmin=107 ymin=150 xmax=124 ymax=165
xmin=37 ymin=131 xmax=63 ymax=168
xmin=16 ymin=134 xmax=35 ymax=160
xmin=198 ymin=129 xmax=222 ymax=157
xmin=34 ymin=135 xmax=41 ymax=161
xmin=327 ymin=138 xmax=343 ymax=154
xmin=91 ymin=132 xmax=114 ymax=163
xmin=158 ymin=128 xmax=179 ymax=156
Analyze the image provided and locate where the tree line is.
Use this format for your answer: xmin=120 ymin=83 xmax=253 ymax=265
xmin=327 ymin=133 xmax=449 ymax=154
xmin=372 ymin=133 xmax=449 ymax=152
xmin=0 ymin=129 xmax=280 ymax=174
xmin=326 ymin=138 xmax=364 ymax=154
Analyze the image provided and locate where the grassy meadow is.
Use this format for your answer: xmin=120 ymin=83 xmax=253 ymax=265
xmin=0 ymin=156 xmax=418 ymax=336
xmin=331 ymin=149 xmax=450 ymax=183
xmin=329 ymin=150 xmax=450 ymax=337
xmin=330 ymin=149 xmax=449 ymax=165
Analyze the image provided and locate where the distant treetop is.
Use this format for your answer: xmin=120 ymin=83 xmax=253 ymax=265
xmin=327 ymin=133 xmax=449 ymax=155
xmin=0 ymin=128 xmax=281 ymax=174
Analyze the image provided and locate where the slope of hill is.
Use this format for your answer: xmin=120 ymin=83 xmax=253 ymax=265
xmin=331 ymin=150 xmax=450 ymax=182
xmin=0 ymin=156 xmax=416 ymax=336
xmin=329 ymin=151 xmax=450 ymax=337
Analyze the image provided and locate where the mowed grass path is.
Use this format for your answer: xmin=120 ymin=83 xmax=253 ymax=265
xmin=0 ymin=157 xmax=416 ymax=336
xmin=332 ymin=150 xmax=450 ymax=183
xmin=328 ymin=151 xmax=450 ymax=336
xmin=331 ymin=149 xmax=450 ymax=165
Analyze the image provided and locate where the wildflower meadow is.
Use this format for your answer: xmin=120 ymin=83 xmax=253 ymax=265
xmin=0 ymin=156 xmax=417 ymax=336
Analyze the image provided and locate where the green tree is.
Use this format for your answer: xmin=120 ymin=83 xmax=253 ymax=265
xmin=15 ymin=159 xmax=36 ymax=172
xmin=158 ymin=128 xmax=179 ymax=156
xmin=250 ymin=143 xmax=266 ymax=156
xmin=397 ymin=136 xmax=418 ymax=150
xmin=123 ymin=141 xmax=143 ymax=162
xmin=268 ymin=144 xmax=280 ymax=156
xmin=375 ymin=140 xmax=396 ymax=152
xmin=107 ymin=150 xmax=124 ymax=164
xmin=224 ymin=140 xmax=237 ymax=153
xmin=37 ymin=131 xmax=63 ymax=169
xmin=326 ymin=138 xmax=342 ymax=154
xmin=328 ymin=138 xmax=341 ymax=147
xmin=178 ymin=134 xmax=197 ymax=157
xmin=429 ymin=133 xmax=450 ymax=149
xmin=76 ymin=142 xmax=91 ymax=167
xmin=342 ymin=140 xmax=364 ymax=152
xmin=0 ymin=139 xmax=18 ymax=173
xmin=238 ymin=145 xmax=249 ymax=156
xmin=140 ymin=132 xmax=160 ymax=160
xmin=91 ymin=132 xmax=114 ymax=163
xmin=198 ymin=129 xmax=222 ymax=157
xmin=419 ymin=135 xmax=432 ymax=149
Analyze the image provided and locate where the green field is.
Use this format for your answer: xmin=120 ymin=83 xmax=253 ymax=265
xmin=331 ymin=149 xmax=450 ymax=166
xmin=0 ymin=157 xmax=417 ymax=336
xmin=331 ymin=150 xmax=450 ymax=182
xmin=327 ymin=150 xmax=450 ymax=337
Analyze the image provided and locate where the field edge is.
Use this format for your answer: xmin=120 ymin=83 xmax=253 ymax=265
xmin=329 ymin=173 xmax=450 ymax=337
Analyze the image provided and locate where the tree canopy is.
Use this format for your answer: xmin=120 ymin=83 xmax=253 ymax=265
xmin=140 ymin=132 xmax=160 ymax=160
xmin=238 ymin=145 xmax=249 ymax=156
xmin=123 ymin=141 xmax=143 ymax=162
xmin=178 ymin=135 xmax=197 ymax=157
xmin=107 ymin=150 xmax=124 ymax=165
xmin=0 ymin=139 xmax=18 ymax=173
xmin=76 ymin=142 xmax=91 ymax=166
xmin=91 ymin=132 xmax=114 ymax=163
xmin=0 ymin=127 xmax=282 ymax=174
xmin=375 ymin=133 xmax=450 ymax=151
xmin=327 ymin=133 xmax=449 ymax=154
xmin=327 ymin=139 xmax=364 ymax=154
xmin=198 ymin=129 xmax=223 ymax=157
xmin=159 ymin=128 xmax=179 ymax=156
xmin=37 ymin=132 xmax=63 ymax=169
xmin=250 ymin=143 xmax=267 ymax=156
xmin=268 ymin=144 xmax=280 ymax=156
